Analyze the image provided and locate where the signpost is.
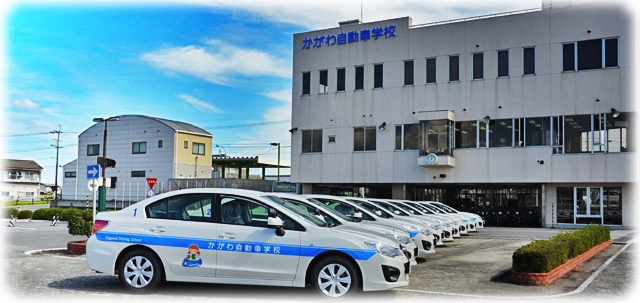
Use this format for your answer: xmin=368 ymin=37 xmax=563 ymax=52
xmin=87 ymin=164 xmax=100 ymax=224
xmin=147 ymin=178 xmax=157 ymax=197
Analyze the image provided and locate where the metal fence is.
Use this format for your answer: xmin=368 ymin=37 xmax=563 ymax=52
xmin=168 ymin=178 xmax=275 ymax=193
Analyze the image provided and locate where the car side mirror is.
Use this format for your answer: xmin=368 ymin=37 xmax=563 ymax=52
xmin=375 ymin=210 xmax=382 ymax=216
xmin=353 ymin=212 xmax=362 ymax=222
xmin=315 ymin=214 xmax=326 ymax=222
xmin=268 ymin=208 xmax=278 ymax=218
xmin=275 ymin=226 xmax=286 ymax=236
xmin=267 ymin=216 xmax=284 ymax=229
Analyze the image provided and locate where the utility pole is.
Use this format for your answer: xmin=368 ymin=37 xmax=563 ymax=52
xmin=50 ymin=125 xmax=62 ymax=200
xmin=270 ymin=142 xmax=281 ymax=181
xmin=93 ymin=116 xmax=119 ymax=211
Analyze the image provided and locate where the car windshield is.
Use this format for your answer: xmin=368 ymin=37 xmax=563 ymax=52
xmin=346 ymin=199 xmax=393 ymax=219
xmin=406 ymin=202 xmax=433 ymax=214
xmin=370 ymin=200 xmax=410 ymax=216
xmin=435 ymin=203 xmax=459 ymax=213
xmin=389 ymin=201 xmax=421 ymax=214
xmin=314 ymin=198 xmax=375 ymax=221
xmin=280 ymin=198 xmax=342 ymax=226
xmin=262 ymin=196 xmax=327 ymax=227
xmin=423 ymin=203 xmax=447 ymax=214
xmin=305 ymin=198 xmax=352 ymax=221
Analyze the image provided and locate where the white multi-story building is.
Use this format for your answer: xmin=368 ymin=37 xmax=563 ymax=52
xmin=290 ymin=1 xmax=636 ymax=228
xmin=1 ymin=159 xmax=42 ymax=201
xmin=62 ymin=115 xmax=212 ymax=202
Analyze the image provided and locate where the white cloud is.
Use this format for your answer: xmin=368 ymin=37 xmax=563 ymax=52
xmin=202 ymin=0 xmax=542 ymax=30
xmin=140 ymin=40 xmax=290 ymax=86
xmin=178 ymin=94 xmax=224 ymax=113
xmin=13 ymin=99 xmax=39 ymax=110
xmin=260 ymin=89 xmax=292 ymax=103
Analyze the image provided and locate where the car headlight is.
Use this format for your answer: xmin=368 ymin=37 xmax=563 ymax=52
xmin=365 ymin=242 xmax=403 ymax=258
xmin=385 ymin=232 xmax=412 ymax=245
xmin=411 ymin=226 xmax=430 ymax=236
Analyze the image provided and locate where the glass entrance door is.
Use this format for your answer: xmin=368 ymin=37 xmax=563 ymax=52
xmin=574 ymin=187 xmax=603 ymax=224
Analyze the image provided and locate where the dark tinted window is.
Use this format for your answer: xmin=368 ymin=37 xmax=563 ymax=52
xmin=302 ymin=72 xmax=310 ymax=95
xmin=302 ymin=130 xmax=322 ymax=153
xmin=312 ymin=129 xmax=323 ymax=153
xmin=497 ymin=50 xmax=509 ymax=77
xmin=220 ymin=196 xmax=303 ymax=231
xmin=354 ymin=127 xmax=364 ymax=151
xmin=395 ymin=125 xmax=402 ymax=150
xmin=526 ymin=117 xmax=551 ymax=146
xmin=563 ymin=43 xmax=575 ymax=71
xmin=87 ymin=144 xmax=100 ymax=156
xmin=426 ymin=58 xmax=436 ymax=83
xmin=454 ymin=121 xmax=476 ymax=148
xmin=355 ymin=66 xmax=364 ymax=90
xmin=449 ymin=55 xmax=459 ymax=81
xmin=404 ymin=61 xmax=414 ymax=85
xmin=337 ymin=68 xmax=346 ymax=91
xmin=319 ymin=70 xmax=328 ymax=93
xmin=605 ymin=38 xmax=618 ymax=68
xmin=374 ymin=64 xmax=383 ymax=88
xmin=523 ymin=47 xmax=535 ymax=75
xmin=473 ymin=53 xmax=483 ymax=79
xmin=404 ymin=124 xmax=419 ymax=150
xmin=302 ymin=130 xmax=312 ymax=153
xmin=489 ymin=119 xmax=513 ymax=147
xmin=577 ymin=39 xmax=602 ymax=70
xmin=365 ymin=127 xmax=376 ymax=151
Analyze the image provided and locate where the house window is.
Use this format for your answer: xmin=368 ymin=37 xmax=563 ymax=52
xmin=426 ymin=58 xmax=436 ymax=84
xmin=395 ymin=124 xmax=419 ymax=150
xmin=355 ymin=66 xmax=364 ymax=90
xmin=184 ymin=141 xmax=188 ymax=149
xmin=449 ymin=55 xmax=459 ymax=82
xmin=420 ymin=120 xmax=452 ymax=156
xmin=158 ymin=140 xmax=163 ymax=148
xmin=319 ymin=70 xmax=328 ymax=94
xmin=497 ymin=50 xmax=509 ymax=77
xmin=473 ymin=53 xmax=484 ymax=80
xmin=132 ymin=142 xmax=147 ymax=154
xmin=374 ymin=63 xmax=383 ymax=88
xmin=337 ymin=68 xmax=346 ymax=92
xmin=65 ymin=172 xmax=76 ymax=178
xmin=454 ymin=121 xmax=477 ymax=148
xmin=302 ymin=129 xmax=323 ymax=153
xmin=192 ymin=143 xmax=205 ymax=155
xmin=87 ymin=144 xmax=100 ymax=156
xmin=131 ymin=171 xmax=146 ymax=177
xmin=523 ymin=47 xmax=536 ymax=75
xmin=404 ymin=60 xmax=414 ymax=85
xmin=302 ymin=72 xmax=311 ymax=95
xmin=565 ymin=38 xmax=619 ymax=72
xmin=354 ymin=127 xmax=376 ymax=151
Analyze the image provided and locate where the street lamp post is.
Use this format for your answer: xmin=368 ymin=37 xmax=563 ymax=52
xmin=270 ymin=142 xmax=280 ymax=181
xmin=93 ymin=116 xmax=120 ymax=211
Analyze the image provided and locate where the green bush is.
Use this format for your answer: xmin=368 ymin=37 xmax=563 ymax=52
xmin=4 ymin=208 xmax=19 ymax=218
xmin=17 ymin=210 xmax=33 ymax=219
xmin=68 ymin=209 xmax=93 ymax=238
xmin=60 ymin=208 xmax=80 ymax=221
xmin=513 ymin=225 xmax=611 ymax=273
xmin=32 ymin=207 xmax=64 ymax=220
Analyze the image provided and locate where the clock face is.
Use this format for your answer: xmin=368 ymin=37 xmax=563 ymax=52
xmin=426 ymin=153 xmax=438 ymax=165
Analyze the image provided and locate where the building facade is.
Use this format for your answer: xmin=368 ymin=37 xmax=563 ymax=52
xmin=62 ymin=115 xmax=212 ymax=202
xmin=1 ymin=159 xmax=43 ymax=201
xmin=291 ymin=2 xmax=637 ymax=228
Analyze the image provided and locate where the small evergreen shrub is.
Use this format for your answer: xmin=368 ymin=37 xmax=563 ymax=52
xmin=4 ymin=208 xmax=19 ymax=218
xmin=17 ymin=210 xmax=33 ymax=219
xmin=60 ymin=208 xmax=80 ymax=221
xmin=32 ymin=207 xmax=64 ymax=220
xmin=68 ymin=209 xmax=93 ymax=238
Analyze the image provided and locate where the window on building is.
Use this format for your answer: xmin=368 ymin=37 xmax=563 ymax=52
xmin=419 ymin=120 xmax=452 ymax=156
xmin=319 ymin=70 xmax=328 ymax=94
xmin=606 ymin=112 xmax=634 ymax=153
xmin=525 ymin=117 xmax=551 ymax=146
xmin=328 ymin=135 xmax=336 ymax=143
xmin=454 ymin=121 xmax=477 ymax=148
xmin=354 ymin=127 xmax=376 ymax=152
xmin=158 ymin=140 xmax=163 ymax=148
xmin=192 ymin=143 xmax=205 ymax=155
xmin=578 ymin=39 xmax=602 ymax=70
xmin=184 ymin=141 xmax=188 ymax=149
xmin=426 ymin=58 xmax=436 ymax=84
xmin=497 ymin=50 xmax=509 ymax=77
xmin=473 ymin=53 xmax=484 ymax=80
xmin=404 ymin=60 xmax=414 ymax=85
xmin=337 ymin=68 xmax=346 ymax=92
xmin=355 ymin=66 xmax=364 ymax=90
xmin=489 ymin=119 xmax=513 ymax=147
xmin=132 ymin=142 xmax=147 ymax=154
xmin=563 ymin=114 xmax=594 ymax=153
xmin=87 ymin=144 xmax=100 ymax=156
xmin=374 ymin=63 xmax=383 ymax=88
xmin=556 ymin=187 xmax=574 ymax=224
xmin=131 ymin=171 xmax=146 ymax=177
xmin=604 ymin=38 xmax=619 ymax=68
xmin=603 ymin=187 xmax=622 ymax=225
xmin=302 ymin=129 xmax=323 ymax=153
xmin=565 ymin=38 xmax=619 ymax=72
xmin=552 ymin=116 xmax=564 ymax=154
xmin=395 ymin=124 xmax=419 ymax=151
xmin=514 ymin=118 xmax=525 ymax=147
xmin=562 ymin=43 xmax=575 ymax=72
xmin=479 ymin=120 xmax=488 ymax=148
xmin=523 ymin=47 xmax=535 ymax=75
xmin=65 ymin=172 xmax=76 ymax=178
xmin=302 ymin=72 xmax=311 ymax=95
xmin=449 ymin=55 xmax=459 ymax=82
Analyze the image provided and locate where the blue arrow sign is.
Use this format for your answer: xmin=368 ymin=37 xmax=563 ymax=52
xmin=87 ymin=164 xmax=100 ymax=179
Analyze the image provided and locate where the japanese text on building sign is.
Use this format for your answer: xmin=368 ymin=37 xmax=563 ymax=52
xmin=302 ymin=25 xmax=396 ymax=49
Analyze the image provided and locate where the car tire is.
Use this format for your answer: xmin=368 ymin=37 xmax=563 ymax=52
xmin=311 ymin=256 xmax=360 ymax=298
xmin=118 ymin=249 xmax=164 ymax=291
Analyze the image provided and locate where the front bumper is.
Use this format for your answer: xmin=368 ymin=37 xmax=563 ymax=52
xmin=360 ymin=253 xmax=410 ymax=291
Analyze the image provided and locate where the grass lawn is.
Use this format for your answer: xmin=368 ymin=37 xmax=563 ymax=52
xmin=1 ymin=200 xmax=51 ymax=206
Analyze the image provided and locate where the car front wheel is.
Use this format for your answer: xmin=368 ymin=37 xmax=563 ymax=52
xmin=311 ymin=256 xmax=360 ymax=298
xmin=118 ymin=249 xmax=163 ymax=291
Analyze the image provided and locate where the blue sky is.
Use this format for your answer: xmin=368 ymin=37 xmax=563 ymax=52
xmin=2 ymin=0 xmax=547 ymax=184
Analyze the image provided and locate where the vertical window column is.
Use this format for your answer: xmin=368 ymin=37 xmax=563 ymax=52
xmin=374 ymin=64 xmax=383 ymax=88
xmin=302 ymin=72 xmax=311 ymax=95
xmin=523 ymin=47 xmax=536 ymax=75
xmin=449 ymin=55 xmax=460 ymax=82
xmin=426 ymin=58 xmax=436 ymax=84
xmin=473 ymin=53 xmax=484 ymax=80
xmin=404 ymin=60 xmax=414 ymax=86
xmin=355 ymin=66 xmax=364 ymax=90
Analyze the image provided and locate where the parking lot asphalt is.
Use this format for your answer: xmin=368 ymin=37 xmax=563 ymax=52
xmin=2 ymin=221 xmax=637 ymax=303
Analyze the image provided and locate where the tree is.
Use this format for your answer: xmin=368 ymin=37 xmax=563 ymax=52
xmin=67 ymin=209 xmax=93 ymax=238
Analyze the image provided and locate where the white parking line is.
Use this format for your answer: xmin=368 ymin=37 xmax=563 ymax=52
xmin=398 ymin=239 xmax=634 ymax=299
xmin=2 ymin=227 xmax=36 ymax=230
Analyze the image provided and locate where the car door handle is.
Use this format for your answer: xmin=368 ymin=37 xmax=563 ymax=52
xmin=219 ymin=233 xmax=236 ymax=239
xmin=149 ymin=227 xmax=166 ymax=233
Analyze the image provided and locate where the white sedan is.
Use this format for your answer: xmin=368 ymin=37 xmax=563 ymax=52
xmin=86 ymin=188 xmax=410 ymax=297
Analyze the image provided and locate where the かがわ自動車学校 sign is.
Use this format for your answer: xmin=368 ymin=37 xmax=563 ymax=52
xmin=301 ymin=25 xmax=396 ymax=49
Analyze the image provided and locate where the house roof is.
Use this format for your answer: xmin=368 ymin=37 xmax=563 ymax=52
xmin=79 ymin=115 xmax=212 ymax=137
xmin=1 ymin=159 xmax=43 ymax=171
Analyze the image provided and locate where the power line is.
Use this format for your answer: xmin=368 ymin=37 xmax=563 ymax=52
xmin=206 ymin=120 xmax=290 ymax=130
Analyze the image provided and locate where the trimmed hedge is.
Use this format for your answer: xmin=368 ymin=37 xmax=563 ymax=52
xmin=4 ymin=208 xmax=19 ymax=218
xmin=32 ymin=207 xmax=65 ymax=220
xmin=17 ymin=210 xmax=33 ymax=219
xmin=68 ymin=209 xmax=94 ymax=238
xmin=513 ymin=225 xmax=610 ymax=273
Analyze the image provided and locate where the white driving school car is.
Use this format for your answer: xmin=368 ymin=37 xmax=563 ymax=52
xmin=86 ymin=188 xmax=410 ymax=297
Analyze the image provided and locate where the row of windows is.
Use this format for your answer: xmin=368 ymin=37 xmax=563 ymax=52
xmin=301 ymin=112 xmax=634 ymax=155
xmin=87 ymin=140 xmax=206 ymax=156
xmin=301 ymin=37 xmax=619 ymax=94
